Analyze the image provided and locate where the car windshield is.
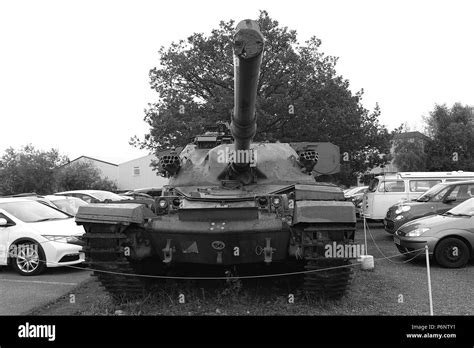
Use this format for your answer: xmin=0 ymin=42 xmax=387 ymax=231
xmin=0 ymin=201 xmax=71 ymax=222
xmin=346 ymin=187 xmax=367 ymax=196
xmin=51 ymin=198 xmax=88 ymax=215
xmin=90 ymin=191 xmax=125 ymax=201
xmin=415 ymin=183 xmax=447 ymax=202
xmin=368 ymin=179 xmax=379 ymax=192
xmin=445 ymin=198 xmax=474 ymax=216
xmin=344 ymin=187 xmax=358 ymax=196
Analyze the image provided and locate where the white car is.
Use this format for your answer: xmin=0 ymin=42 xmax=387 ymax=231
xmin=0 ymin=198 xmax=85 ymax=275
xmin=54 ymin=190 xmax=127 ymax=203
xmin=44 ymin=195 xmax=88 ymax=216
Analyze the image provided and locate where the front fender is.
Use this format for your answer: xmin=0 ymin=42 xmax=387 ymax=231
xmin=431 ymin=229 xmax=474 ymax=252
xmin=75 ymin=203 xmax=155 ymax=225
xmin=293 ymin=201 xmax=355 ymax=224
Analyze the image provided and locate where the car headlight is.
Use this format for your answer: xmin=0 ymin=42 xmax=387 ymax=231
xmin=395 ymin=205 xmax=411 ymax=214
xmin=42 ymin=235 xmax=81 ymax=244
xmin=405 ymin=228 xmax=430 ymax=237
xmin=395 ymin=215 xmax=405 ymax=221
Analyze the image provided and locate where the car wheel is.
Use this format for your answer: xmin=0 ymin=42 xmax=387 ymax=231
xmin=11 ymin=242 xmax=47 ymax=276
xmin=434 ymin=238 xmax=470 ymax=268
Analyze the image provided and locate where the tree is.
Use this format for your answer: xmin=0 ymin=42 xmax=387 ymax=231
xmin=424 ymin=103 xmax=474 ymax=171
xmin=0 ymin=144 xmax=68 ymax=195
xmin=392 ymin=139 xmax=427 ymax=171
xmin=390 ymin=123 xmax=428 ymax=171
xmin=55 ymin=161 xmax=117 ymax=191
xmin=131 ymin=11 xmax=391 ymax=185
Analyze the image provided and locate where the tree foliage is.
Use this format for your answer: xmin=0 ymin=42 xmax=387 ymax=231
xmin=55 ymin=161 xmax=117 ymax=192
xmin=0 ymin=145 xmax=68 ymax=195
xmin=131 ymin=11 xmax=391 ymax=185
xmin=0 ymin=145 xmax=117 ymax=195
xmin=424 ymin=103 xmax=474 ymax=171
xmin=393 ymin=139 xmax=427 ymax=171
xmin=390 ymin=123 xmax=427 ymax=171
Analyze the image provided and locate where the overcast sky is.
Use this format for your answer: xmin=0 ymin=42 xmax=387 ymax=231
xmin=1 ymin=0 xmax=473 ymax=164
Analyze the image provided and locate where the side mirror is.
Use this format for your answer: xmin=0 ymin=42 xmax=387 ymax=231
xmin=444 ymin=196 xmax=456 ymax=203
xmin=0 ymin=218 xmax=9 ymax=226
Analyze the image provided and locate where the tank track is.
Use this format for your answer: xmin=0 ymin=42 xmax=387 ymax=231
xmin=303 ymin=258 xmax=353 ymax=300
xmin=83 ymin=224 xmax=148 ymax=301
xmin=300 ymin=223 xmax=355 ymax=300
xmin=83 ymin=222 xmax=355 ymax=301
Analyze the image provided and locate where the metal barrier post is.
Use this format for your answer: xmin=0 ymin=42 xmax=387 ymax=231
xmin=425 ymin=245 xmax=434 ymax=315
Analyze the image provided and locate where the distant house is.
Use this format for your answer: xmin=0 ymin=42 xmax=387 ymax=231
xmin=64 ymin=156 xmax=119 ymax=184
xmin=117 ymin=154 xmax=168 ymax=191
xmin=391 ymin=131 xmax=430 ymax=153
xmin=61 ymin=154 xmax=168 ymax=191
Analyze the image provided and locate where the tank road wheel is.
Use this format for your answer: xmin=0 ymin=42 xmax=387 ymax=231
xmin=303 ymin=258 xmax=353 ymax=300
xmin=83 ymin=224 xmax=149 ymax=302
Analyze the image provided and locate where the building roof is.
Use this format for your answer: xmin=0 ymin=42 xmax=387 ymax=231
xmin=393 ymin=131 xmax=430 ymax=141
xmin=119 ymin=153 xmax=156 ymax=165
xmin=63 ymin=156 xmax=118 ymax=167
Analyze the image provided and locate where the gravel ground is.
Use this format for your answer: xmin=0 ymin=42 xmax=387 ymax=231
xmin=30 ymin=221 xmax=474 ymax=316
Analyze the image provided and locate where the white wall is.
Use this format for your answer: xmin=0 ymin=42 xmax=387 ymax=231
xmin=118 ymin=154 xmax=168 ymax=190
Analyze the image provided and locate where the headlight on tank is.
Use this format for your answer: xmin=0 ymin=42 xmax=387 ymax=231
xmin=406 ymin=228 xmax=430 ymax=237
xmin=395 ymin=205 xmax=411 ymax=214
xmin=272 ymin=196 xmax=281 ymax=207
xmin=172 ymin=197 xmax=181 ymax=208
xmin=158 ymin=198 xmax=168 ymax=209
xmin=257 ymin=196 xmax=268 ymax=208
xmin=395 ymin=215 xmax=405 ymax=221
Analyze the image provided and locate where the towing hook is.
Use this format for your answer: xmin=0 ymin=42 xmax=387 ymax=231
xmin=162 ymin=239 xmax=175 ymax=264
xmin=216 ymin=251 xmax=223 ymax=264
xmin=295 ymin=246 xmax=304 ymax=260
xmin=263 ymin=238 xmax=276 ymax=264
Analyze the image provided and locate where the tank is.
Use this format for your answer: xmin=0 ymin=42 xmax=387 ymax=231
xmin=76 ymin=19 xmax=357 ymax=301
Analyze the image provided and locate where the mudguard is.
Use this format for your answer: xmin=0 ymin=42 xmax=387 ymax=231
xmin=293 ymin=184 xmax=344 ymax=201
xmin=293 ymin=201 xmax=356 ymax=224
xmin=75 ymin=203 xmax=154 ymax=225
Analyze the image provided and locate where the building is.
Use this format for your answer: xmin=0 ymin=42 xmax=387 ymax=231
xmin=117 ymin=154 xmax=168 ymax=190
xmin=391 ymin=131 xmax=430 ymax=153
xmin=61 ymin=154 xmax=168 ymax=191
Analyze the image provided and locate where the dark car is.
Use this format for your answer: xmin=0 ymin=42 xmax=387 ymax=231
xmin=384 ymin=180 xmax=474 ymax=234
xmin=394 ymin=197 xmax=474 ymax=268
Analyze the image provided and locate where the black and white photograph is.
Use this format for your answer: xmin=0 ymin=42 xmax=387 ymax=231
xmin=0 ymin=0 xmax=473 ymax=346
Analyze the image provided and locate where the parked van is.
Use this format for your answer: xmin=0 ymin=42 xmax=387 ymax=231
xmin=362 ymin=171 xmax=474 ymax=220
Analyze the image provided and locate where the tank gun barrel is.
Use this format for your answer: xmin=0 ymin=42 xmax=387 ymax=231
xmin=231 ymin=20 xmax=264 ymax=158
